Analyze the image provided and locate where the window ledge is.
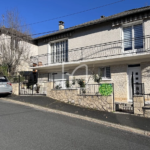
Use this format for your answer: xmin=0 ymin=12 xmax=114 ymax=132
xmin=101 ymin=78 xmax=112 ymax=81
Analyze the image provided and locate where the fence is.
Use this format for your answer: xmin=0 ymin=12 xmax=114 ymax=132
xmin=53 ymin=80 xmax=114 ymax=96
xmin=133 ymin=83 xmax=145 ymax=96
xmin=132 ymin=83 xmax=150 ymax=106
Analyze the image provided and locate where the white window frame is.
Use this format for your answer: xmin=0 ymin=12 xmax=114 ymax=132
xmin=99 ymin=66 xmax=111 ymax=80
xmin=122 ymin=21 xmax=144 ymax=53
xmin=48 ymin=38 xmax=68 ymax=63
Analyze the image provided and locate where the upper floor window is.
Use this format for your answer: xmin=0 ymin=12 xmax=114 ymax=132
xmin=51 ymin=40 xmax=68 ymax=63
xmin=123 ymin=24 xmax=143 ymax=51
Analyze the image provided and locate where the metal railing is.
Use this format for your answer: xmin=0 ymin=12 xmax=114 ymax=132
xmin=53 ymin=80 xmax=114 ymax=96
xmin=53 ymin=80 xmax=80 ymax=89
xmin=30 ymin=36 xmax=150 ymax=67
xmin=133 ymin=83 xmax=145 ymax=96
xmin=79 ymin=83 xmax=114 ymax=96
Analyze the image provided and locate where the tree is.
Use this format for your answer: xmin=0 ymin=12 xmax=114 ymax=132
xmin=0 ymin=9 xmax=32 ymax=77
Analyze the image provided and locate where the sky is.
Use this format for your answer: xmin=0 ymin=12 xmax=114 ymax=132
xmin=0 ymin=0 xmax=149 ymax=38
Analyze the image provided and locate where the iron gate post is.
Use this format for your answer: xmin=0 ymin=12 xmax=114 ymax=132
xmin=19 ymin=75 xmax=20 ymax=95
xmin=112 ymin=83 xmax=115 ymax=111
xmin=32 ymin=81 xmax=33 ymax=95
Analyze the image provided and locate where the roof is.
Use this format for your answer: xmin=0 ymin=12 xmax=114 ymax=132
xmin=0 ymin=27 xmax=32 ymax=40
xmin=33 ymin=5 xmax=150 ymax=41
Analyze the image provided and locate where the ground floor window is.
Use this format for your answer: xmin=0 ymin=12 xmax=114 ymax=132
xmin=99 ymin=67 xmax=111 ymax=79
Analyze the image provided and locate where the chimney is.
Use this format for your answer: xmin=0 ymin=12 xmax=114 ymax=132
xmin=59 ymin=21 xmax=64 ymax=30
xmin=101 ymin=15 xmax=105 ymax=18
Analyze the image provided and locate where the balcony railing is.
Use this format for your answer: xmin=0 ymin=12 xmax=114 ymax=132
xmin=30 ymin=35 xmax=150 ymax=67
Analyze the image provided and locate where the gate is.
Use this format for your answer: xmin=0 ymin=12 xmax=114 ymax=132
xmin=19 ymin=73 xmax=47 ymax=95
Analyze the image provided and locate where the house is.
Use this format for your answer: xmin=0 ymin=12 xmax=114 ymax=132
xmin=0 ymin=27 xmax=38 ymax=76
xmin=30 ymin=6 xmax=150 ymax=104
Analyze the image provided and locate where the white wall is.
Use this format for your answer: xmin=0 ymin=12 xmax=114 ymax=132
xmin=38 ymin=41 xmax=48 ymax=55
xmin=69 ymin=22 xmax=121 ymax=50
xmin=144 ymin=19 xmax=150 ymax=36
xmin=0 ymin=33 xmax=38 ymax=72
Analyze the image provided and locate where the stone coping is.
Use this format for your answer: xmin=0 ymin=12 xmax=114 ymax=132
xmin=142 ymin=106 xmax=150 ymax=109
xmin=52 ymin=89 xmax=78 ymax=91
xmin=78 ymin=94 xmax=112 ymax=97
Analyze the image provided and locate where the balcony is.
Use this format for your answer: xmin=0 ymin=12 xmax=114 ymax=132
xmin=30 ymin=36 xmax=150 ymax=68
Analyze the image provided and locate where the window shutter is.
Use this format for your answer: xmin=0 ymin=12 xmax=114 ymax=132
xmin=123 ymin=27 xmax=132 ymax=51
xmin=106 ymin=67 xmax=111 ymax=78
xmin=134 ymin=24 xmax=143 ymax=49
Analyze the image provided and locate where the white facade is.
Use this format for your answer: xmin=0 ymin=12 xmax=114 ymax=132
xmin=30 ymin=7 xmax=150 ymax=103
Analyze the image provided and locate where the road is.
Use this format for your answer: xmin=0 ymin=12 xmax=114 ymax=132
xmin=0 ymin=99 xmax=149 ymax=150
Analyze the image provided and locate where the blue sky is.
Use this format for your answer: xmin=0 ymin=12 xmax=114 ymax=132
xmin=0 ymin=0 xmax=149 ymax=37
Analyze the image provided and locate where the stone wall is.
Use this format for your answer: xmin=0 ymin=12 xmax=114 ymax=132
xmin=46 ymin=82 xmax=113 ymax=112
xmin=68 ymin=64 xmax=128 ymax=103
xmin=111 ymin=65 xmax=128 ymax=102
xmin=133 ymin=96 xmax=150 ymax=118
xmin=141 ymin=62 xmax=150 ymax=101
xmin=12 ymin=83 xmax=19 ymax=95
xmin=134 ymin=96 xmax=144 ymax=116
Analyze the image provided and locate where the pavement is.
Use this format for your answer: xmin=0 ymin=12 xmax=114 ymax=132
xmin=0 ymin=100 xmax=150 ymax=150
xmin=1 ymin=94 xmax=150 ymax=133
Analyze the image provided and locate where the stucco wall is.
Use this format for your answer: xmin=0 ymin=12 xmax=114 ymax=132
xmin=38 ymin=41 xmax=47 ymax=55
xmin=17 ymin=43 xmax=38 ymax=72
xmin=69 ymin=22 xmax=121 ymax=50
xmin=37 ymin=21 xmax=121 ymax=56
xmin=144 ymin=19 xmax=150 ymax=36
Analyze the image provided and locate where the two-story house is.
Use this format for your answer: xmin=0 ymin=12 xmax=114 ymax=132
xmin=30 ymin=6 xmax=150 ymax=103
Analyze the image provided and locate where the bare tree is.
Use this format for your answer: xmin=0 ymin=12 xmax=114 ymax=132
xmin=0 ymin=9 xmax=32 ymax=77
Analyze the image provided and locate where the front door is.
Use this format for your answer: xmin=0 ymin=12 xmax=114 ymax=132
xmin=128 ymin=66 xmax=141 ymax=102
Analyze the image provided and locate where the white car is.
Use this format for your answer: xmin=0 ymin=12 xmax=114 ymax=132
xmin=0 ymin=76 xmax=12 ymax=95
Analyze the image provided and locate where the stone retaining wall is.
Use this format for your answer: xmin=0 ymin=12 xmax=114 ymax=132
xmin=134 ymin=96 xmax=150 ymax=118
xmin=12 ymin=83 xmax=19 ymax=95
xmin=47 ymin=82 xmax=113 ymax=112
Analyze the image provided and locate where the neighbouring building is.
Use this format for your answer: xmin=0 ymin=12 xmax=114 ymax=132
xmin=0 ymin=27 xmax=38 ymax=76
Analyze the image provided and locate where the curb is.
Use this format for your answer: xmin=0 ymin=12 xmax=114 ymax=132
xmin=1 ymin=98 xmax=150 ymax=137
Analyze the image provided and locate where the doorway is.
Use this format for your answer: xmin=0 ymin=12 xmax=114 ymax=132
xmin=128 ymin=65 xmax=141 ymax=102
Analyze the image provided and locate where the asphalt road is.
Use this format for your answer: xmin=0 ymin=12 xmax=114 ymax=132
xmin=0 ymin=99 xmax=150 ymax=150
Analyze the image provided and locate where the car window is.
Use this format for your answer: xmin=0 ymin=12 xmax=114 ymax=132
xmin=0 ymin=77 xmax=8 ymax=82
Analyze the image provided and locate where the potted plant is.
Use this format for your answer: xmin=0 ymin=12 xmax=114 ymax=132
xmin=93 ymin=74 xmax=101 ymax=84
xmin=66 ymin=80 xmax=70 ymax=88
xmin=77 ymin=79 xmax=86 ymax=94
xmin=36 ymin=84 xmax=40 ymax=93
xmin=77 ymin=79 xmax=85 ymax=88
xmin=72 ymin=77 xmax=76 ymax=85
xmin=55 ymin=84 xmax=62 ymax=89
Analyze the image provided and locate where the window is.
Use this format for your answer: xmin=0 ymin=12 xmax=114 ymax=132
xmin=0 ymin=76 xmax=8 ymax=82
xmin=10 ymin=37 xmax=18 ymax=50
xmin=51 ymin=40 xmax=68 ymax=63
xmin=100 ymin=67 xmax=111 ymax=79
xmin=123 ymin=24 xmax=143 ymax=51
